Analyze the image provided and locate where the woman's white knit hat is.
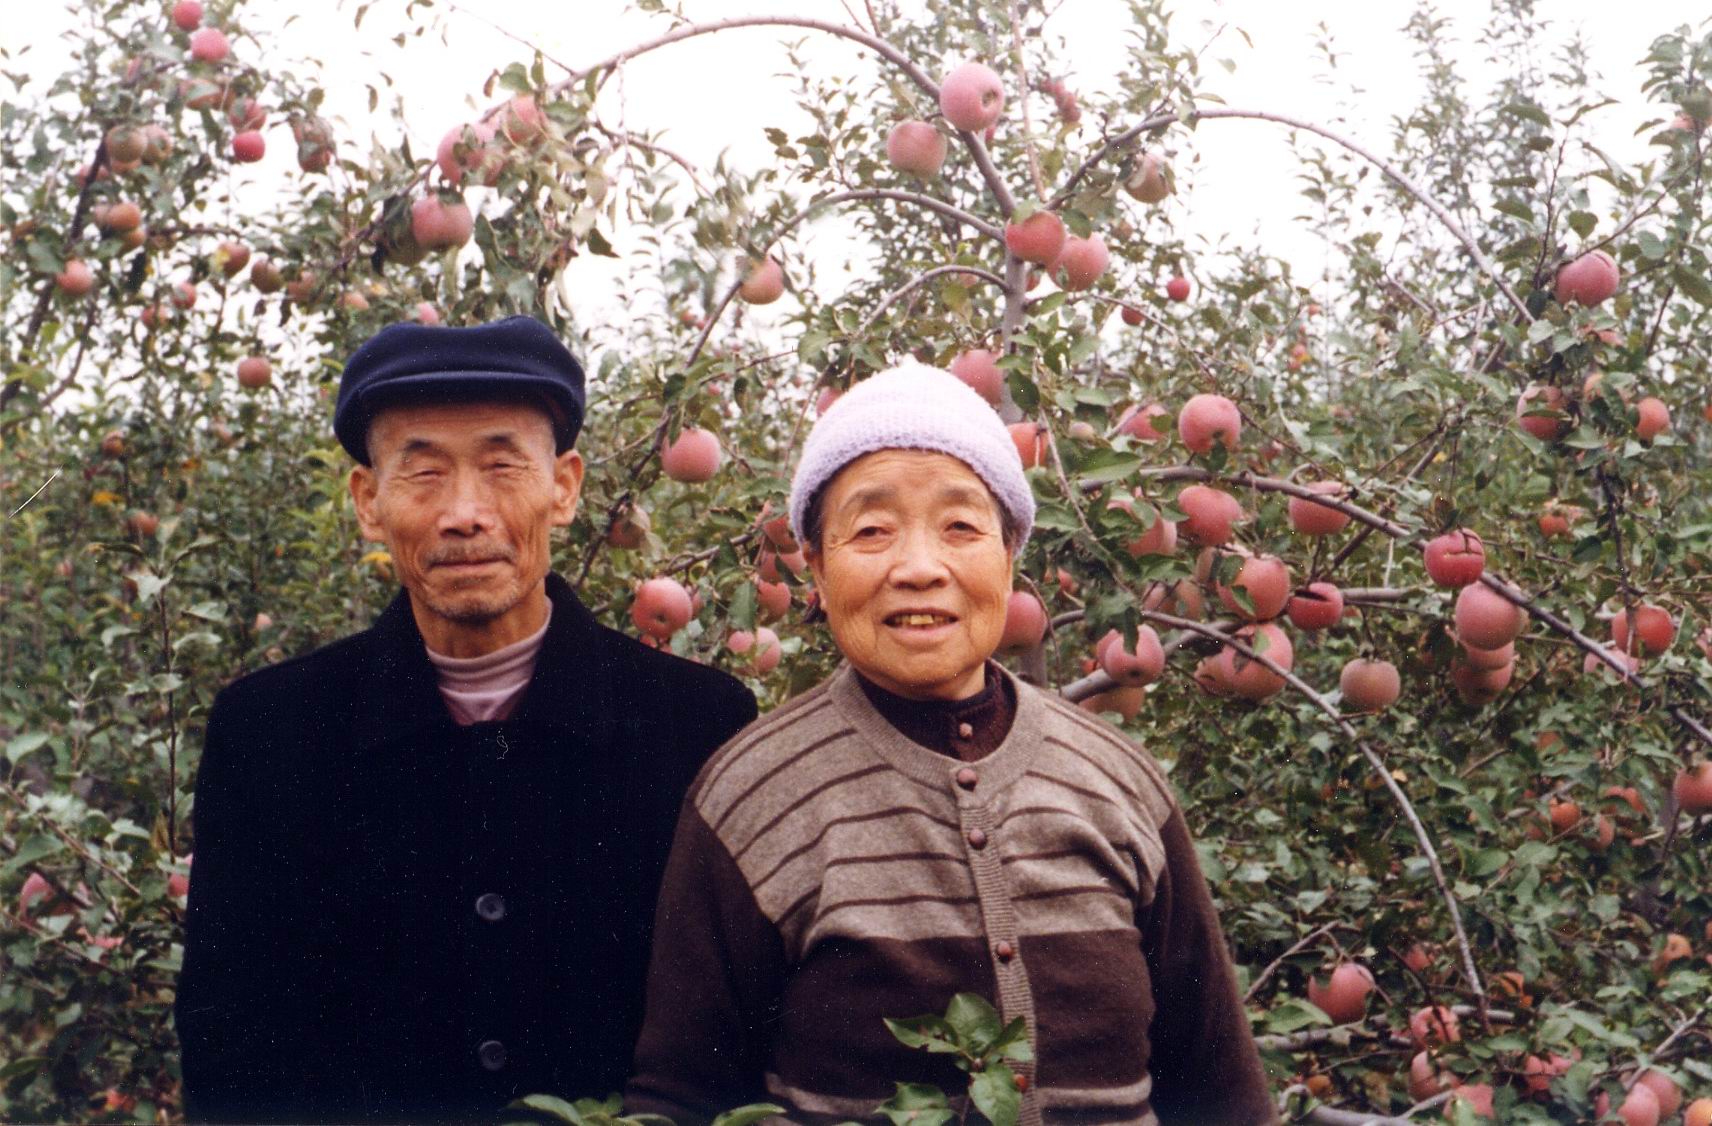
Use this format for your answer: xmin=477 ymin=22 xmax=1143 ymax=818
xmin=788 ymin=363 xmax=1035 ymax=551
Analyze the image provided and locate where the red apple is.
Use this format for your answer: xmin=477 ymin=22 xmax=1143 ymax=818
xmin=1121 ymin=305 xmax=1143 ymax=326
xmin=999 ymin=590 xmax=1047 ymax=652
xmin=755 ymin=578 xmax=791 ymax=621
xmin=1288 ymin=481 xmax=1351 ymax=536
xmin=231 ymin=130 xmax=265 ymax=162
xmin=1165 ymin=275 xmax=1191 ymax=302
xmin=142 ymin=124 xmax=174 ymax=164
xmin=236 ymin=356 xmax=271 ymax=389
xmin=436 ymin=120 xmax=500 ymax=185
xmin=55 ymin=259 xmax=95 ymax=297
xmin=171 ymin=280 xmax=197 ymax=309
xmin=948 ymin=348 xmax=1005 ymax=405
xmin=1423 ymin=528 xmax=1484 ymax=587
xmin=227 ymin=97 xmax=266 ymax=131
xmin=1454 ymin=583 xmax=1522 ymax=649
xmin=605 ymin=504 xmax=651 ymax=550
xmin=1216 ymin=622 xmax=1294 ymax=702
xmin=1445 ymin=1084 xmax=1494 ymax=1120
xmin=1116 ymin=402 xmax=1169 ymax=442
xmin=1306 ymin=962 xmax=1374 ymax=1023
xmin=1457 ymin=638 xmax=1514 ymax=671
xmin=739 ymin=255 xmax=785 ymax=304
xmin=1098 ymin=626 xmax=1164 ymax=687
xmin=1611 ymin=604 xmax=1675 ymax=656
xmin=1554 ymin=249 xmax=1620 ymax=306
xmin=885 ymin=120 xmax=946 ymax=178
xmin=1177 ymin=484 xmax=1243 ymax=546
xmin=630 ymin=577 xmax=692 ymax=639
xmin=1124 ymin=149 xmax=1169 ymax=203
xmin=1674 ymin=762 xmax=1712 ymax=813
xmin=1635 ymin=396 xmax=1670 ymax=441
xmin=411 ymin=194 xmax=474 ymax=251
xmin=489 ymin=95 xmax=547 ymax=145
xmin=1287 ymin=582 xmax=1344 ymax=631
xmin=1409 ymin=1052 xmax=1449 ymax=1101
xmin=104 ymin=125 xmax=147 ymax=164
xmin=19 ymin=872 xmax=55 ymax=912
xmin=1408 ymin=1006 xmax=1460 ymax=1048
xmin=1052 ymin=235 xmax=1109 ymax=291
xmin=660 ymin=427 xmax=722 ymax=483
xmin=1177 ymin=393 xmax=1242 ymax=454
xmin=1515 ymin=383 xmax=1570 ymax=441
xmin=1003 ymin=210 xmax=1066 ymax=266
xmin=938 ymin=62 xmax=1005 ymax=132
xmin=751 ymin=627 xmax=782 ymax=674
xmin=1684 ymin=1098 xmax=1712 ymax=1126
xmin=1340 ymin=657 xmax=1400 ymax=712
xmin=171 ymin=0 xmax=203 ymax=30
xmin=213 ymin=241 xmax=250 ymax=277
xmin=249 ymin=258 xmax=283 ymax=293
xmin=727 ymin=629 xmax=755 ymax=654
xmin=188 ymin=27 xmax=230 ymax=62
xmin=1216 ymin=554 xmax=1290 ymax=621
xmin=1009 ymin=422 xmax=1049 ymax=468
xmin=1120 ymin=502 xmax=1176 ymax=557
xmin=414 ymin=302 xmax=441 ymax=325
xmin=100 ymin=201 xmax=142 ymax=234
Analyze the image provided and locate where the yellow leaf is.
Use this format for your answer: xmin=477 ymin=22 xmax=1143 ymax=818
xmin=91 ymin=490 xmax=122 ymax=506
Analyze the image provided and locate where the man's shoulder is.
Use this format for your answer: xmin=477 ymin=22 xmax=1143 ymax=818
xmin=209 ymin=625 xmax=383 ymax=720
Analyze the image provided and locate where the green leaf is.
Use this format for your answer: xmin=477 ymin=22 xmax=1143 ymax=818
xmin=1266 ymin=998 xmax=1333 ymax=1033
xmin=876 ymin=1083 xmax=954 ymax=1126
xmin=989 ymin=1016 xmax=1034 ymax=1063
xmin=1501 ymin=100 xmax=1551 ymax=127
xmin=711 ymin=1104 xmax=789 ymax=1126
xmin=1673 ymin=264 xmax=1712 ymax=306
xmin=1006 ymin=372 xmax=1039 ymax=415
xmin=1076 ymin=456 xmax=1144 ymax=486
xmin=1493 ymin=198 xmax=1534 ymax=223
xmin=510 ymin=1095 xmax=581 ymax=1123
xmin=3 ymin=834 xmax=61 ymax=873
xmin=884 ymin=1015 xmax=962 ymax=1054
xmin=1566 ymin=211 xmax=1596 ymax=238
xmin=968 ymin=1064 xmax=1021 ymax=1126
xmin=6 ymin=731 xmax=50 ymax=763
xmin=944 ymin=993 xmax=1002 ymax=1046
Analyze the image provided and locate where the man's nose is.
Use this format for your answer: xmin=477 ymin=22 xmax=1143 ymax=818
xmin=437 ymin=470 xmax=497 ymax=535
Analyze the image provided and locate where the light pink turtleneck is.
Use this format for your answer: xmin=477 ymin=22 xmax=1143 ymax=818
xmin=424 ymin=605 xmax=552 ymax=726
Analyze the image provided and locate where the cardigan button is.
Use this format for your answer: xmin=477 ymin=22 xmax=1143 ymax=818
xmin=966 ymin=828 xmax=988 ymax=849
xmin=995 ymin=940 xmax=1016 ymax=962
xmin=477 ymin=1039 xmax=507 ymax=1071
xmin=475 ymin=893 xmax=507 ymax=922
xmin=956 ymin=722 xmax=974 ymax=739
xmin=955 ymin=768 xmax=979 ymax=790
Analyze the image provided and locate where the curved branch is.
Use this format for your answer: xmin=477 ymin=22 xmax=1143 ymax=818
xmin=854 ymin=264 xmax=1007 ymax=338
xmin=1050 ymin=107 xmax=1531 ymax=320
xmin=1140 ymin=606 xmax=1486 ymax=1008
xmin=558 ymin=17 xmax=1019 ymax=220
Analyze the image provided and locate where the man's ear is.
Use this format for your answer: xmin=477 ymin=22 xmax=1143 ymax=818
xmin=348 ymin=465 xmax=386 ymax=543
xmin=551 ymin=449 xmax=585 ymax=527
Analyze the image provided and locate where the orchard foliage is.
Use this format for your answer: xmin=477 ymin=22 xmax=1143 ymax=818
xmin=2 ymin=0 xmax=1712 ymax=1121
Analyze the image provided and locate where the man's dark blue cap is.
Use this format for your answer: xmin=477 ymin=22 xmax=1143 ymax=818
xmin=334 ymin=315 xmax=586 ymax=464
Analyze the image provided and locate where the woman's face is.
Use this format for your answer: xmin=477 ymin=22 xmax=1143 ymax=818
xmin=806 ymin=449 xmax=1013 ymax=701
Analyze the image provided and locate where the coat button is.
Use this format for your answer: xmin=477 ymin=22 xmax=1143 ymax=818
xmin=956 ymin=722 xmax=974 ymax=739
xmin=475 ymin=893 xmax=506 ymax=922
xmin=995 ymin=940 xmax=1016 ymax=962
xmin=956 ymin=768 xmax=979 ymax=790
xmin=966 ymin=828 xmax=988 ymax=849
xmin=477 ymin=1039 xmax=507 ymax=1071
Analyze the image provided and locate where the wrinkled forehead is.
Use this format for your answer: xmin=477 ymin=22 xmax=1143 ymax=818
xmin=365 ymin=395 xmax=557 ymax=463
xmin=821 ymin=449 xmax=1001 ymax=518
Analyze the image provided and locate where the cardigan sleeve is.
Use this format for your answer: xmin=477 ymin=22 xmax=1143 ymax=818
xmin=1140 ymin=807 xmax=1278 ymax=1125
xmin=625 ymin=800 xmax=787 ymax=1126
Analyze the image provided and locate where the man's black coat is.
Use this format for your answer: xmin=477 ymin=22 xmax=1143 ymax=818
xmin=175 ymin=573 xmax=759 ymax=1124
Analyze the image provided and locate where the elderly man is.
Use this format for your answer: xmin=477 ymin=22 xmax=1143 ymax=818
xmin=628 ymin=364 xmax=1274 ymax=1124
xmin=175 ymin=316 xmax=758 ymax=1124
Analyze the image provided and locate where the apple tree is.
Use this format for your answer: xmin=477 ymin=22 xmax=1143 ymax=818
xmin=2 ymin=0 xmax=1710 ymax=1121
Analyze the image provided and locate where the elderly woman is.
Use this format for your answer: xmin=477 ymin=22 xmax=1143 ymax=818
xmin=626 ymin=365 xmax=1273 ymax=1125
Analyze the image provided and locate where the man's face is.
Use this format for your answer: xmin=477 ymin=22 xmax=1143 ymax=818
xmin=806 ymin=449 xmax=1012 ymax=701
xmin=348 ymin=399 xmax=583 ymax=649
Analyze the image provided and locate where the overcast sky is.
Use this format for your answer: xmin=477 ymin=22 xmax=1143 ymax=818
xmin=8 ymin=0 xmax=1697 ymax=343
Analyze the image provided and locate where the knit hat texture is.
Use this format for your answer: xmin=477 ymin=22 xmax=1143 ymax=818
xmin=788 ymin=363 xmax=1035 ymax=551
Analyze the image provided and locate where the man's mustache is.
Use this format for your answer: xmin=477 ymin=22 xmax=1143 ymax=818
xmin=426 ymin=544 xmax=517 ymax=566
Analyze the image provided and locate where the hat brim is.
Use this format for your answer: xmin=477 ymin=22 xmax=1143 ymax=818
xmin=336 ymin=369 xmax=584 ymax=464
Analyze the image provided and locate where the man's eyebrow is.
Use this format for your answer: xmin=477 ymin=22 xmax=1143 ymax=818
xmin=394 ymin=432 xmax=532 ymax=460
